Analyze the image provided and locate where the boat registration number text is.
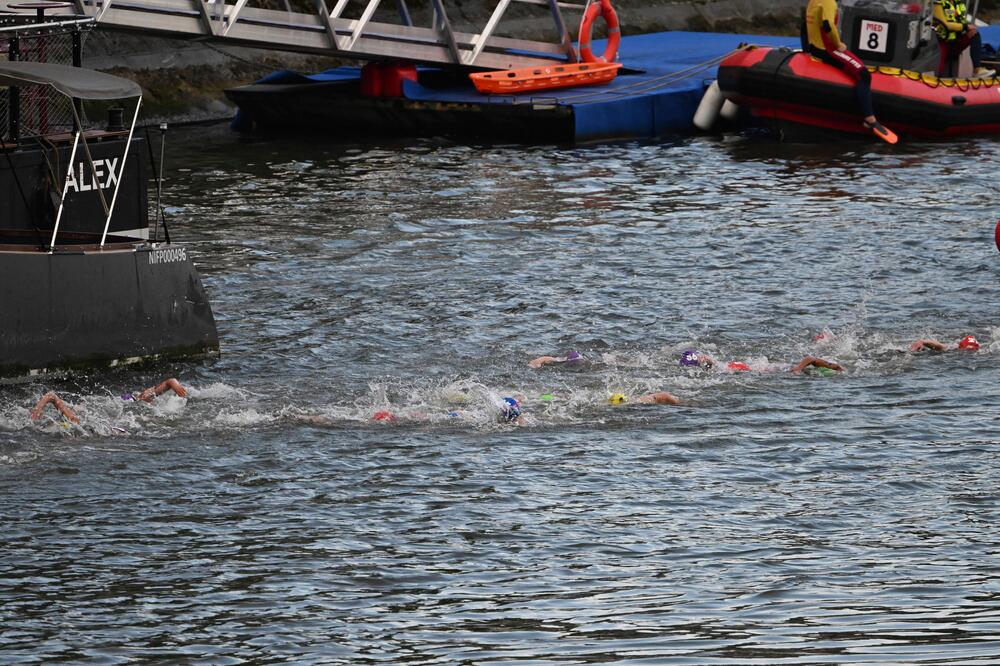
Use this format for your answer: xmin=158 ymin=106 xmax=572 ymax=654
xmin=858 ymin=20 xmax=890 ymax=54
xmin=148 ymin=247 xmax=187 ymax=265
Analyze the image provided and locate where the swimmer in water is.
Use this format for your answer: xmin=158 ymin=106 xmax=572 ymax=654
xmin=30 ymin=392 xmax=80 ymax=424
xmin=497 ymin=396 xmax=530 ymax=424
xmin=30 ymin=377 xmax=189 ymax=425
xmin=529 ymin=350 xmax=588 ymax=369
xmin=609 ymin=391 xmax=680 ymax=406
xmin=680 ymin=349 xmax=844 ymax=374
xmin=909 ymin=334 xmax=981 ymax=352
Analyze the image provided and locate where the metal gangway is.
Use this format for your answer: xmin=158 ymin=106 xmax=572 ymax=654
xmin=70 ymin=0 xmax=584 ymax=70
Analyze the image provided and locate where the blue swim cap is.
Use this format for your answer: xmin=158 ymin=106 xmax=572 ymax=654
xmin=500 ymin=397 xmax=521 ymax=422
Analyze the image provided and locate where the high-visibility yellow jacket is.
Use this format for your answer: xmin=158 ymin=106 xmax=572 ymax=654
xmin=805 ymin=0 xmax=843 ymax=51
xmin=934 ymin=0 xmax=968 ymax=41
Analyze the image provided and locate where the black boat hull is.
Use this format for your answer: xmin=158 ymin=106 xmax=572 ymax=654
xmin=225 ymin=79 xmax=575 ymax=143
xmin=0 ymin=244 xmax=219 ymax=381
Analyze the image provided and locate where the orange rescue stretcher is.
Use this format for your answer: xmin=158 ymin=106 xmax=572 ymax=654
xmin=469 ymin=62 xmax=623 ymax=94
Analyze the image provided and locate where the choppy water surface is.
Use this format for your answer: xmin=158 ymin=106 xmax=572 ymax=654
xmin=2 ymin=129 xmax=1000 ymax=664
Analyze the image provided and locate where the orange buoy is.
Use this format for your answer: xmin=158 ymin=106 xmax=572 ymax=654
xmin=578 ymin=0 xmax=620 ymax=64
xmin=469 ymin=62 xmax=622 ymax=94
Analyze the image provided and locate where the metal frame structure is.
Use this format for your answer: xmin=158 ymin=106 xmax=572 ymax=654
xmin=71 ymin=0 xmax=583 ymax=69
xmin=46 ymin=90 xmax=142 ymax=249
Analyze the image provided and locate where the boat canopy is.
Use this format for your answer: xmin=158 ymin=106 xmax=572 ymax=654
xmin=0 ymin=61 xmax=141 ymax=99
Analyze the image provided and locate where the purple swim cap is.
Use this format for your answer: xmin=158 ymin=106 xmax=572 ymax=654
xmin=121 ymin=392 xmax=136 ymax=401
xmin=680 ymin=349 xmax=702 ymax=367
xmin=564 ymin=350 xmax=583 ymax=364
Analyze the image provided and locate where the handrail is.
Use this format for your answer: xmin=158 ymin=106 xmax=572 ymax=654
xmin=74 ymin=0 xmax=579 ymax=69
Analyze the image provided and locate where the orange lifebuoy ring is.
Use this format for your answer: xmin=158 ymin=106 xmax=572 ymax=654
xmin=578 ymin=0 xmax=620 ymax=64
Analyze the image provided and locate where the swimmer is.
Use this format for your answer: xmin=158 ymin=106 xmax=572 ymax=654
xmin=499 ymin=396 xmax=524 ymax=424
xmin=789 ymin=355 xmax=845 ymax=374
xmin=529 ymin=350 xmax=587 ymax=369
xmin=30 ymin=391 xmax=80 ymax=424
xmin=681 ymin=349 xmax=843 ymax=374
xmin=122 ymin=378 xmax=188 ymax=402
xmin=609 ymin=391 xmax=680 ymax=406
xmin=30 ymin=377 xmax=188 ymax=426
xmin=909 ymin=335 xmax=980 ymax=352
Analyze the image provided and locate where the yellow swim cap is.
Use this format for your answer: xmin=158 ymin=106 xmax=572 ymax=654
xmin=610 ymin=393 xmax=628 ymax=405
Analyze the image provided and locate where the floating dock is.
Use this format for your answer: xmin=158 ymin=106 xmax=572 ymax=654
xmin=226 ymin=28 xmax=1000 ymax=143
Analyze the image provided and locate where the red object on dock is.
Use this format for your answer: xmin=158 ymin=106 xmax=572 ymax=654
xmin=360 ymin=62 xmax=382 ymax=97
xmin=361 ymin=62 xmax=418 ymax=97
xmin=470 ymin=62 xmax=622 ymax=94
xmin=380 ymin=63 xmax=417 ymax=96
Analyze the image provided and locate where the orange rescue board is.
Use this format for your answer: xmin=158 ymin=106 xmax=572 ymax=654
xmin=470 ymin=62 xmax=623 ymax=94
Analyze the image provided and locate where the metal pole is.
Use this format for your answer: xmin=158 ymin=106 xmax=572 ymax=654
xmin=155 ymin=122 xmax=169 ymax=244
xmin=72 ymin=28 xmax=82 ymax=127
xmin=100 ymin=96 xmax=141 ymax=247
xmin=8 ymin=34 xmax=19 ymax=143
xmin=50 ymin=129 xmax=80 ymax=251
xmin=395 ymin=0 xmax=411 ymax=26
xmin=547 ymin=0 xmax=577 ymax=62
xmin=971 ymin=0 xmax=980 ymax=21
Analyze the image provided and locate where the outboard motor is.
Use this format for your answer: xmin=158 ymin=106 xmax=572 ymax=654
xmin=838 ymin=0 xmax=940 ymax=72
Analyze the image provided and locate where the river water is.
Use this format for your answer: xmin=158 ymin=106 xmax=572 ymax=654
xmin=2 ymin=127 xmax=999 ymax=664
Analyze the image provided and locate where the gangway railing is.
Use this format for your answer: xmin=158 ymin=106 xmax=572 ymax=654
xmin=71 ymin=0 xmax=584 ymax=70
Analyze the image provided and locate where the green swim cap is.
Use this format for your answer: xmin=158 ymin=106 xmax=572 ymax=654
xmin=539 ymin=393 xmax=554 ymax=402
xmin=814 ymin=366 xmax=838 ymax=377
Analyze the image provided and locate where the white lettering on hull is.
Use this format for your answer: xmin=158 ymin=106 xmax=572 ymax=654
xmin=148 ymin=247 xmax=188 ymax=265
xmin=64 ymin=158 xmax=121 ymax=193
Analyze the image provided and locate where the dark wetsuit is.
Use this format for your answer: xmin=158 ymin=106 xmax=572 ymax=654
xmin=803 ymin=0 xmax=875 ymax=118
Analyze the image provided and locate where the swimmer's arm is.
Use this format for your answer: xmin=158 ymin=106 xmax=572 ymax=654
xmin=909 ymin=339 xmax=946 ymax=352
xmin=30 ymin=392 xmax=81 ymax=424
xmin=790 ymin=356 xmax=844 ymax=374
xmin=528 ymin=356 xmax=560 ymax=368
xmin=933 ymin=3 xmax=966 ymax=32
xmin=138 ymin=378 xmax=188 ymax=402
xmin=636 ymin=391 xmax=680 ymax=405
xmin=294 ymin=414 xmax=333 ymax=425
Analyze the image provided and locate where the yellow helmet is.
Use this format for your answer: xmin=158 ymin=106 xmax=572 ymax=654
xmin=609 ymin=393 xmax=628 ymax=405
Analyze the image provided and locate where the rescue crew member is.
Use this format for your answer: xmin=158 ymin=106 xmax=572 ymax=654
xmin=933 ymin=0 xmax=995 ymax=78
xmin=803 ymin=0 xmax=896 ymax=142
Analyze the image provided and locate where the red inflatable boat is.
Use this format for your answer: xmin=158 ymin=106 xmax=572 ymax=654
xmin=717 ymin=45 xmax=1000 ymax=138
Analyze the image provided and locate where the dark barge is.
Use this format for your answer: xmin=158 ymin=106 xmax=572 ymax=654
xmin=0 ymin=26 xmax=218 ymax=382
